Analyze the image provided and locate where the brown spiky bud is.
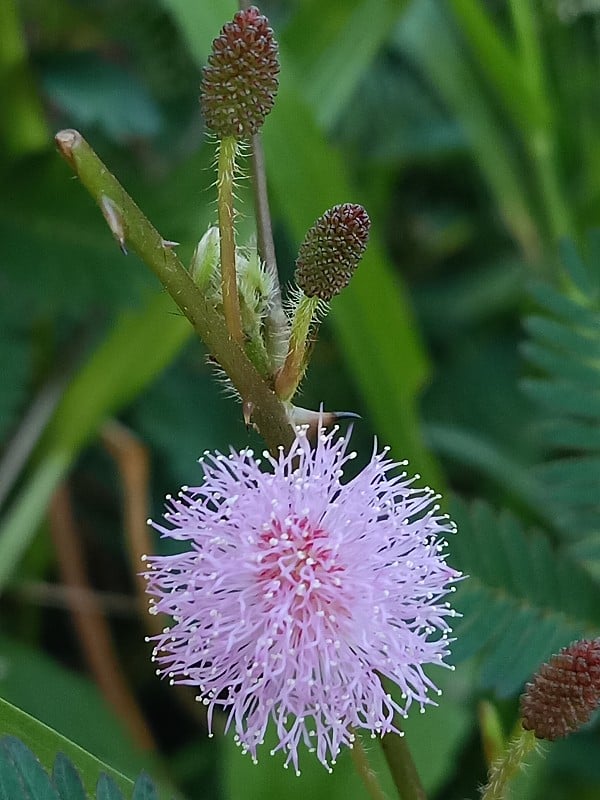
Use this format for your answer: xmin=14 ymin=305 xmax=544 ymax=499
xmin=200 ymin=7 xmax=279 ymax=139
xmin=520 ymin=639 xmax=600 ymax=740
xmin=295 ymin=204 xmax=371 ymax=302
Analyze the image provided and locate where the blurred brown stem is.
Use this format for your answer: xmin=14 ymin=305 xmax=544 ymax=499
xmin=100 ymin=420 xmax=163 ymax=636
xmin=100 ymin=419 xmax=225 ymax=733
xmin=49 ymin=482 xmax=156 ymax=751
xmin=11 ymin=581 xmax=138 ymax=616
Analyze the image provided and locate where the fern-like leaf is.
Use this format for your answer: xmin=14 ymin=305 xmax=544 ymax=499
xmin=52 ymin=753 xmax=86 ymax=800
xmin=0 ymin=737 xmax=162 ymax=800
xmin=449 ymin=497 xmax=600 ymax=697
xmin=521 ymin=235 xmax=600 ymax=541
xmin=0 ymin=737 xmax=59 ymax=800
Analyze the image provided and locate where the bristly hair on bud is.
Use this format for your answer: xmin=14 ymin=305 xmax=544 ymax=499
xmin=295 ymin=204 xmax=371 ymax=301
xmin=520 ymin=638 xmax=600 ymax=741
xmin=200 ymin=6 xmax=280 ymax=139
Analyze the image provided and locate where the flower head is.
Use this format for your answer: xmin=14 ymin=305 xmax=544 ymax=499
xmin=200 ymin=6 xmax=280 ymax=139
xmin=144 ymin=427 xmax=459 ymax=773
xmin=521 ymin=638 xmax=600 ymax=740
xmin=295 ymin=204 xmax=371 ymax=301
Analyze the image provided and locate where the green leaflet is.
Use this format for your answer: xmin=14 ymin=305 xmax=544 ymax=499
xmin=0 ymin=713 xmax=164 ymax=800
xmin=281 ymin=0 xmax=403 ymax=132
xmin=0 ymin=737 xmax=59 ymax=800
xmin=52 ymin=754 xmax=87 ymax=800
xmin=521 ymin=236 xmax=600 ymax=541
xmin=449 ymin=496 xmax=600 ymax=696
xmin=0 ymin=701 xmax=132 ymax=798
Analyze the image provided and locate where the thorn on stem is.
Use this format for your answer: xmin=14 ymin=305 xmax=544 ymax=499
xmin=288 ymin=405 xmax=361 ymax=434
xmin=243 ymin=400 xmax=255 ymax=427
xmin=331 ymin=411 xmax=362 ymax=421
xmin=100 ymin=195 xmax=128 ymax=255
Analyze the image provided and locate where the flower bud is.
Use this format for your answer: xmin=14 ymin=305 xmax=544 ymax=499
xmin=295 ymin=204 xmax=371 ymax=302
xmin=237 ymin=246 xmax=276 ymax=330
xmin=190 ymin=226 xmax=220 ymax=291
xmin=520 ymin=638 xmax=600 ymax=740
xmin=200 ymin=7 xmax=280 ymax=139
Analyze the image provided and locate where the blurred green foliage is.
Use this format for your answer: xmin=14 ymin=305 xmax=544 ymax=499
xmin=1 ymin=0 xmax=600 ymax=798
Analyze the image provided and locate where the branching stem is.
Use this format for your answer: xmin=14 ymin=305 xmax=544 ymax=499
xmin=55 ymin=129 xmax=293 ymax=452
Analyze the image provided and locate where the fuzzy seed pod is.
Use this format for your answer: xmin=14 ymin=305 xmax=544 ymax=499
xmin=200 ymin=6 xmax=280 ymax=139
xmin=295 ymin=204 xmax=371 ymax=302
xmin=520 ymin=639 xmax=600 ymax=740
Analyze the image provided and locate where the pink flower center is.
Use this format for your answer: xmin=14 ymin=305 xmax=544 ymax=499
xmin=256 ymin=515 xmax=345 ymax=614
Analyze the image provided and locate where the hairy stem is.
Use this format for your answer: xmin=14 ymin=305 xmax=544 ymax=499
xmin=480 ymin=725 xmax=538 ymax=800
xmin=350 ymin=734 xmax=388 ymax=800
xmin=217 ymin=135 xmax=244 ymax=344
xmin=55 ymin=129 xmax=293 ymax=452
xmin=275 ymin=293 xmax=320 ymax=401
xmin=381 ymin=730 xmax=426 ymax=800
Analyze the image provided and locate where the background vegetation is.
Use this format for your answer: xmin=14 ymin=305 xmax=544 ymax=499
xmin=1 ymin=0 xmax=600 ymax=797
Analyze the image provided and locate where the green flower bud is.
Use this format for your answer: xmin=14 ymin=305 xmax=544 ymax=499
xmin=190 ymin=226 xmax=220 ymax=293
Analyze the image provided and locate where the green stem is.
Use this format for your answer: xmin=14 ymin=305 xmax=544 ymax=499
xmin=0 ymin=450 xmax=70 ymax=592
xmin=217 ymin=135 xmax=244 ymax=344
xmin=350 ymin=733 xmax=388 ymax=800
xmin=380 ymin=730 xmax=426 ymax=800
xmin=447 ymin=0 xmax=534 ymax=132
xmin=480 ymin=725 xmax=538 ymax=800
xmin=0 ymin=374 xmax=65 ymax=507
xmin=55 ymin=129 xmax=293 ymax=453
xmin=275 ymin=293 xmax=320 ymax=401
xmin=508 ymin=0 xmax=574 ymax=242
xmin=0 ymin=0 xmax=49 ymax=156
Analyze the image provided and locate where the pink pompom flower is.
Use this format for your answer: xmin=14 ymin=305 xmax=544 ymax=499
xmin=144 ymin=426 xmax=460 ymax=774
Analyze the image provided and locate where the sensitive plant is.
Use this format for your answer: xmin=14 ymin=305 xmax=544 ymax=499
xmin=49 ymin=7 xmax=466 ymax=795
xmin=3 ymin=2 xmax=600 ymax=800
xmin=51 ymin=7 xmax=600 ymax=797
